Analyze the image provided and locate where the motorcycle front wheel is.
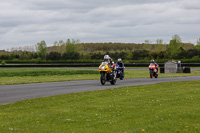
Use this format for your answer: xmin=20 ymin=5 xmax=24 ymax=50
xmin=100 ymin=72 xmax=106 ymax=85
xmin=150 ymin=70 xmax=153 ymax=78
xmin=120 ymin=72 xmax=124 ymax=80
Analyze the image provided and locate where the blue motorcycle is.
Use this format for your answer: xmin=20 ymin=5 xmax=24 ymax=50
xmin=115 ymin=65 xmax=125 ymax=80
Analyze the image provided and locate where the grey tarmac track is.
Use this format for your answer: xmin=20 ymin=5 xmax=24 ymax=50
xmin=0 ymin=76 xmax=200 ymax=105
xmin=62 ymin=68 xmax=200 ymax=71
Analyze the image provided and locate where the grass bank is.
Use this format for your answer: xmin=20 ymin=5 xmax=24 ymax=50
xmin=0 ymin=68 xmax=98 ymax=77
xmin=0 ymin=81 xmax=200 ymax=132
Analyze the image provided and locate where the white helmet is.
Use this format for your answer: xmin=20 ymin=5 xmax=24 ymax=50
xmin=104 ymin=55 xmax=110 ymax=60
xmin=118 ymin=58 xmax=122 ymax=62
xmin=151 ymin=59 xmax=155 ymax=63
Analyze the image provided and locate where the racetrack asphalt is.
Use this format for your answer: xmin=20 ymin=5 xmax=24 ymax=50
xmin=0 ymin=76 xmax=200 ymax=105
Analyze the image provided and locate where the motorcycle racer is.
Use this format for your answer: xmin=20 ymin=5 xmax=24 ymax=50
xmin=116 ymin=58 xmax=125 ymax=76
xmin=103 ymin=55 xmax=116 ymax=78
xmin=103 ymin=55 xmax=113 ymax=65
xmin=150 ymin=59 xmax=159 ymax=74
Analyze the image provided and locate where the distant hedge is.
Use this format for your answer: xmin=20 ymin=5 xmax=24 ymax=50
xmin=1 ymin=58 xmax=199 ymax=64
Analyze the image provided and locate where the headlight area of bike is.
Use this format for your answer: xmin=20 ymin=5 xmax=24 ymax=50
xmin=101 ymin=66 xmax=108 ymax=71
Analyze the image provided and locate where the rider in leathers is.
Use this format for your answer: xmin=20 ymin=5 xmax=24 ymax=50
xmin=116 ymin=58 xmax=125 ymax=76
xmin=103 ymin=55 xmax=116 ymax=78
xmin=150 ymin=59 xmax=159 ymax=74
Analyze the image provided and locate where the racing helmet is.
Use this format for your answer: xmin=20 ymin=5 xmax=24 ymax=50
xmin=104 ymin=55 xmax=109 ymax=59
xmin=150 ymin=59 xmax=155 ymax=63
xmin=104 ymin=55 xmax=110 ymax=62
xmin=118 ymin=58 xmax=122 ymax=62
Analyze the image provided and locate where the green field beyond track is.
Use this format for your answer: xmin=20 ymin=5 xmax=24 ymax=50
xmin=0 ymin=68 xmax=98 ymax=77
xmin=0 ymin=81 xmax=200 ymax=132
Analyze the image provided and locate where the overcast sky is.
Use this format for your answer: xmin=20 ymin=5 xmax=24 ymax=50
xmin=1 ymin=0 xmax=200 ymax=50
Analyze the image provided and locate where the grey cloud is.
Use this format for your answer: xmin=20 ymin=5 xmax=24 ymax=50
xmin=179 ymin=0 xmax=200 ymax=10
xmin=0 ymin=0 xmax=200 ymax=50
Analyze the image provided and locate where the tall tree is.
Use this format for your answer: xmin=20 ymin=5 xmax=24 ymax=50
xmin=197 ymin=38 xmax=200 ymax=45
xmin=144 ymin=40 xmax=151 ymax=44
xmin=36 ymin=40 xmax=47 ymax=59
xmin=53 ymin=41 xmax=58 ymax=46
xmin=167 ymin=39 xmax=182 ymax=59
xmin=172 ymin=34 xmax=182 ymax=43
xmin=52 ymin=41 xmax=58 ymax=52
xmin=195 ymin=38 xmax=200 ymax=50
xmin=66 ymin=39 xmax=71 ymax=45
xmin=58 ymin=40 xmax=64 ymax=46
xmin=156 ymin=39 xmax=163 ymax=44
xmin=65 ymin=39 xmax=80 ymax=53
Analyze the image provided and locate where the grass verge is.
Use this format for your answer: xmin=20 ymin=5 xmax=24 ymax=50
xmin=0 ymin=81 xmax=200 ymax=132
xmin=0 ymin=68 xmax=98 ymax=77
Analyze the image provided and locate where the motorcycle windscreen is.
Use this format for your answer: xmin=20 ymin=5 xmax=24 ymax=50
xmin=101 ymin=62 xmax=108 ymax=66
xmin=150 ymin=63 xmax=155 ymax=66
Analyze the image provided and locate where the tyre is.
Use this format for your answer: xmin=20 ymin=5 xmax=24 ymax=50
xmin=155 ymin=74 xmax=158 ymax=78
xmin=110 ymin=76 xmax=117 ymax=85
xmin=100 ymin=73 xmax=106 ymax=85
xmin=120 ymin=71 xmax=124 ymax=80
xmin=150 ymin=70 xmax=153 ymax=78
xmin=120 ymin=74 xmax=124 ymax=80
xmin=110 ymin=79 xmax=116 ymax=85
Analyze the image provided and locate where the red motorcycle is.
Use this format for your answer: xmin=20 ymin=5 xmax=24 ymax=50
xmin=149 ymin=63 xmax=159 ymax=78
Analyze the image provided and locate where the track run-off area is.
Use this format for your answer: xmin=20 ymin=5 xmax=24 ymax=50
xmin=0 ymin=76 xmax=200 ymax=104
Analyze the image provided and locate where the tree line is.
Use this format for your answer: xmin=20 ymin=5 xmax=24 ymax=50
xmin=1 ymin=35 xmax=200 ymax=63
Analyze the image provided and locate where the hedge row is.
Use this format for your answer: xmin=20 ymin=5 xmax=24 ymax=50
xmin=1 ymin=58 xmax=200 ymax=64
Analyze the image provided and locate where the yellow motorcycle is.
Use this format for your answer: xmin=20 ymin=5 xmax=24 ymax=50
xmin=98 ymin=62 xmax=116 ymax=85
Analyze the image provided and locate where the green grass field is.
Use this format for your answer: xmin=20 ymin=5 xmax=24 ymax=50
xmin=0 ymin=68 xmax=99 ymax=77
xmin=0 ymin=81 xmax=200 ymax=132
xmin=0 ymin=68 xmax=98 ymax=85
xmin=0 ymin=67 xmax=200 ymax=85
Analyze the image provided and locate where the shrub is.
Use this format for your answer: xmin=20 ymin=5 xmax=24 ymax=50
xmin=1 ymin=60 xmax=6 ymax=65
